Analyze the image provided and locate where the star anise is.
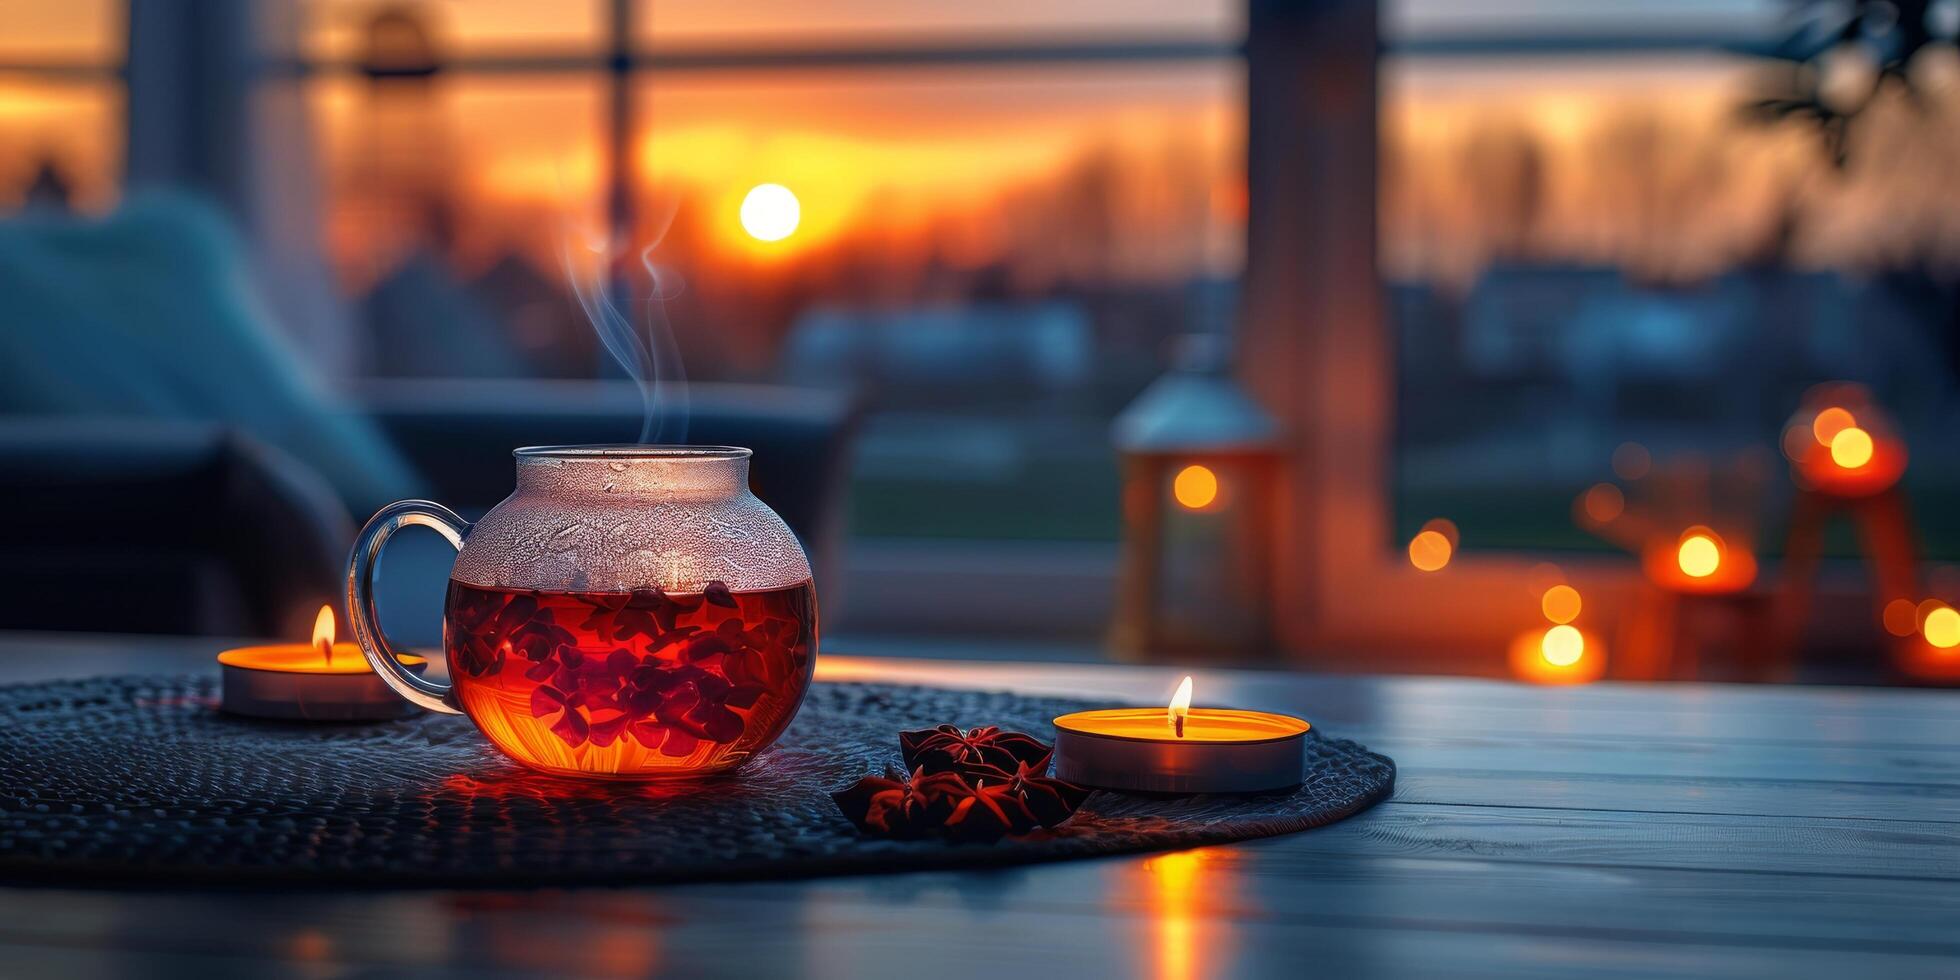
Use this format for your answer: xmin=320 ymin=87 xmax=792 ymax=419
xmin=901 ymin=725 xmax=1053 ymax=780
xmin=832 ymin=725 xmax=1094 ymax=842
xmin=963 ymin=760 xmax=1091 ymax=830
xmin=831 ymin=767 xmax=968 ymax=839
xmin=940 ymin=776 xmax=1033 ymax=842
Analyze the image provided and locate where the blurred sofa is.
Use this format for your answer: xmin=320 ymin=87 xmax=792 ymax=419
xmin=0 ymin=195 xmax=422 ymax=516
xmin=0 ymin=418 xmax=352 ymax=638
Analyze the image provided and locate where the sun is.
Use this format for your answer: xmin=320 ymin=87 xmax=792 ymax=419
xmin=739 ymin=183 xmax=800 ymax=242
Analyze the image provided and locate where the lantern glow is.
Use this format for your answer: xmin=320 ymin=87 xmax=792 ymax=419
xmin=1172 ymin=464 xmax=1219 ymax=510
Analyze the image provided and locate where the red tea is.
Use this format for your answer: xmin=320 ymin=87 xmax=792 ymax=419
xmin=444 ymin=578 xmax=816 ymax=778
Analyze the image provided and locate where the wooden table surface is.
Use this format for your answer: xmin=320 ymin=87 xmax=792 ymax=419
xmin=1 ymin=632 xmax=1957 ymax=978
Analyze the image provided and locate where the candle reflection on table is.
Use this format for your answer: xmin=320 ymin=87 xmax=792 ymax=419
xmin=1134 ymin=847 xmax=1239 ymax=980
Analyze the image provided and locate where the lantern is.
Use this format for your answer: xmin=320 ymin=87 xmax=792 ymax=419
xmin=1111 ymin=335 xmax=1284 ymax=660
xmin=1781 ymin=382 xmax=1907 ymax=499
xmin=1777 ymin=382 xmax=1923 ymax=675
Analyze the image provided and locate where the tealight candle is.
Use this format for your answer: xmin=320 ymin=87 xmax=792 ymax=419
xmin=217 ymin=606 xmax=427 ymax=721
xmin=1053 ymin=677 xmax=1310 ymax=793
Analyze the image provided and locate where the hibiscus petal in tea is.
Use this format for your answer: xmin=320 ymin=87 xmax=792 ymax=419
xmin=445 ymin=578 xmax=815 ymax=778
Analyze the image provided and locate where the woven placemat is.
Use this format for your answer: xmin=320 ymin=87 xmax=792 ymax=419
xmin=0 ymin=675 xmax=1393 ymax=887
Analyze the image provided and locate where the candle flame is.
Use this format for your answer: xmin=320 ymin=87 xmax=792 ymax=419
xmin=312 ymin=605 xmax=336 ymax=667
xmin=1168 ymin=675 xmax=1193 ymax=738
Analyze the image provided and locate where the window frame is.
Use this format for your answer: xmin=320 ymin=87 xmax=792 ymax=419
xmin=1240 ymin=1 xmax=1776 ymax=664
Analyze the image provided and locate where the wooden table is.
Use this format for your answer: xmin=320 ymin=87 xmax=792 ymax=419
xmin=1 ymin=632 xmax=1957 ymax=978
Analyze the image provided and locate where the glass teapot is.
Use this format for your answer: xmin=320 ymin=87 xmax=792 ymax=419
xmin=346 ymin=446 xmax=816 ymax=779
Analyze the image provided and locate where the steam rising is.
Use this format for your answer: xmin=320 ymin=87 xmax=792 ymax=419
xmin=559 ymin=203 xmax=689 ymax=445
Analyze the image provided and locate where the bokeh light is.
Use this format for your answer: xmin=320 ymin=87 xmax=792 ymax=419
xmin=1811 ymin=406 xmax=1856 ymax=445
xmin=1172 ymin=464 xmax=1219 ymax=510
xmin=1408 ymin=530 xmax=1452 ymax=572
xmin=739 ymin=183 xmax=801 ymax=241
xmin=1611 ymin=442 xmax=1651 ymax=480
xmin=1582 ymin=482 xmax=1624 ymax=523
xmin=1541 ymin=585 xmax=1582 ymax=625
xmin=1525 ymin=562 xmax=1566 ymax=599
xmin=1677 ymin=533 xmax=1722 ymax=578
xmin=1541 ymin=624 xmax=1585 ymax=666
xmin=1423 ymin=517 xmax=1460 ymax=547
xmin=1829 ymin=426 xmax=1875 ymax=469
xmin=1925 ymin=605 xmax=1960 ymax=649
xmin=1883 ymin=598 xmax=1919 ymax=638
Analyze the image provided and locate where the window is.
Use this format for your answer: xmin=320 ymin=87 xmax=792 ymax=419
xmin=636 ymin=0 xmax=1241 ymax=45
xmin=1385 ymin=7 xmax=1960 ymax=564
xmin=637 ymin=64 xmax=1242 ymax=541
xmin=285 ymin=2 xmax=1244 ymax=565
xmin=2 ymin=0 xmax=1245 ymax=640
xmin=28 ymin=1 xmax=1931 ymax=657
xmin=0 ymin=0 xmax=123 ymax=213
xmin=1237 ymin=1 xmax=1960 ymax=663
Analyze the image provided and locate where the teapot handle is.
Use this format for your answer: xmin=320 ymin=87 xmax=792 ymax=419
xmin=345 ymin=499 xmax=470 ymax=715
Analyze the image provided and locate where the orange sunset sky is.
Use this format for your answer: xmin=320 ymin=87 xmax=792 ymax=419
xmin=5 ymin=0 xmax=1958 ymax=297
